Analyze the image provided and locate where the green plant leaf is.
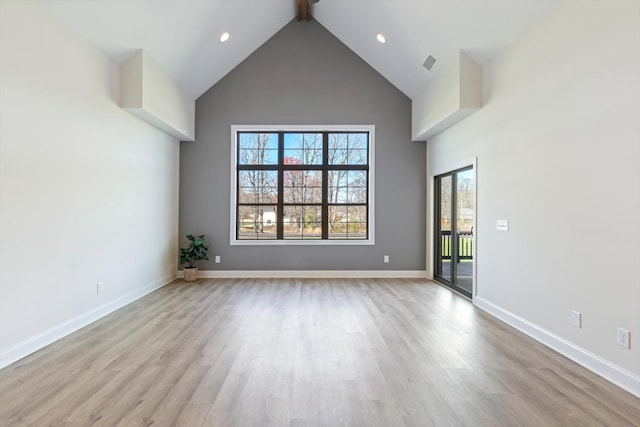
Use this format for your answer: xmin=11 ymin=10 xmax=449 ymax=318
xmin=179 ymin=233 xmax=209 ymax=268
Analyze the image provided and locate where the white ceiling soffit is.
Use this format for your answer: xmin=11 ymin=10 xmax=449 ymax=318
xmin=312 ymin=0 xmax=560 ymax=98
xmin=39 ymin=0 xmax=560 ymax=100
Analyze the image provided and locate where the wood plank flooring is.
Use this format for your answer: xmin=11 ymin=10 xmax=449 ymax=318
xmin=1 ymin=278 xmax=638 ymax=426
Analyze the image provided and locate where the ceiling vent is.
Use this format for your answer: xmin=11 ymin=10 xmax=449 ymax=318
xmin=423 ymin=55 xmax=437 ymax=71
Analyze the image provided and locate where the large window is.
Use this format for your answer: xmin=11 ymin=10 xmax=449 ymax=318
xmin=231 ymin=126 xmax=374 ymax=245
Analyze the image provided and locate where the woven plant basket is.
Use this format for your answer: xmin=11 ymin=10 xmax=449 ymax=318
xmin=183 ymin=267 xmax=198 ymax=282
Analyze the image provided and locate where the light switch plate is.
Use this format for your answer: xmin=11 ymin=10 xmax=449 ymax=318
xmin=496 ymin=219 xmax=509 ymax=231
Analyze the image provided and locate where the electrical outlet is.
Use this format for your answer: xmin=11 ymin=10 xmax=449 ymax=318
xmin=96 ymin=282 xmax=103 ymax=295
xmin=571 ymin=311 xmax=581 ymax=328
xmin=617 ymin=328 xmax=630 ymax=349
xmin=215 ymin=255 xmax=221 ymax=264
xmin=383 ymin=255 xmax=389 ymax=263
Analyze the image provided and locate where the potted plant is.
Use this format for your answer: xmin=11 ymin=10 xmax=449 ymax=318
xmin=179 ymin=234 xmax=209 ymax=282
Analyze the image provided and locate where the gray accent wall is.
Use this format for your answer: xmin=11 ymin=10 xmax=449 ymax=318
xmin=179 ymin=19 xmax=425 ymax=271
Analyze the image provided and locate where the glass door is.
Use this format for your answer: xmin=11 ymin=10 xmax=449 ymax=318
xmin=434 ymin=167 xmax=474 ymax=298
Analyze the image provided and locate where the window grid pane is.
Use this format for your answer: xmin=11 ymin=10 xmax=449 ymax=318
xmin=237 ymin=205 xmax=278 ymax=240
xmin=283 ymin=170 xmax=322 ymax=204
xmin=328 ymin=133 xmax=368 ymax=165
xmin=283 ymin=205 xmax=322 ymax=239
xmin=238 ymin=133 xmax=279 ymax=165
xmin=328 ymin=205 xmax=368 ymax=239
xmin=284 ymin=133 xmax=323 ymax=165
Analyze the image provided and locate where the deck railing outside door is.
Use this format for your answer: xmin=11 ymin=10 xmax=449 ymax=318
xmin=440 ymin=230 xmax=473 ymax=261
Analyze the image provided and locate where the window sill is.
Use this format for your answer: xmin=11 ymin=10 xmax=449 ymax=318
xmin=230 ymin=239 xmax=375 ymax=246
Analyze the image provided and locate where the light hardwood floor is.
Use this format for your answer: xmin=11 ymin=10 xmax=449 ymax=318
xmin=1 ymin=278 xmax=638 ymax=426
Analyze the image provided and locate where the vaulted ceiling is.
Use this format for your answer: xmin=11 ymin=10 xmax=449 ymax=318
xmin=40 ymin=0 xmax=559 ymax=100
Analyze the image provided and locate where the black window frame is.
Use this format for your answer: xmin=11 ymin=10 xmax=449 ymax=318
xmin=233 ymin=129 xmax=373 ymax=244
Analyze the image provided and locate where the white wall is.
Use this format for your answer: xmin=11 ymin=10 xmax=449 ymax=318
xmin=426 ymin=0 xmax=640 ymax=394
xmin=0 ymin=1 xmax=180 ymax=367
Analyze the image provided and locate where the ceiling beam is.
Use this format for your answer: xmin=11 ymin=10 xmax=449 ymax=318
xmin=297 ymin=0 xmax=311 ymax=21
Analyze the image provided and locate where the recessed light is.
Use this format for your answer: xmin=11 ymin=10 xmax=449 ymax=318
xmin=220 ymin=32 xmax=230 ymax=43
xmin=376 ymin=33 xmax=386 ymax=44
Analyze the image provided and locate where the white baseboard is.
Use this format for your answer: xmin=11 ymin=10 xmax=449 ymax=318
xmin=475 ymin=296 xmax=640 ymax=398
xmin=177 ymin=270 xmax=427 ymax=279
xmin=0 ymin=275 xmax=175 ymax=370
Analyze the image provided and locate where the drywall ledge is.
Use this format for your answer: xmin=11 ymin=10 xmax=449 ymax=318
xmin=120 ymin=50 xmax=195 ymax=141
xmin=412 ymin=50 xmax=482 ymax=141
